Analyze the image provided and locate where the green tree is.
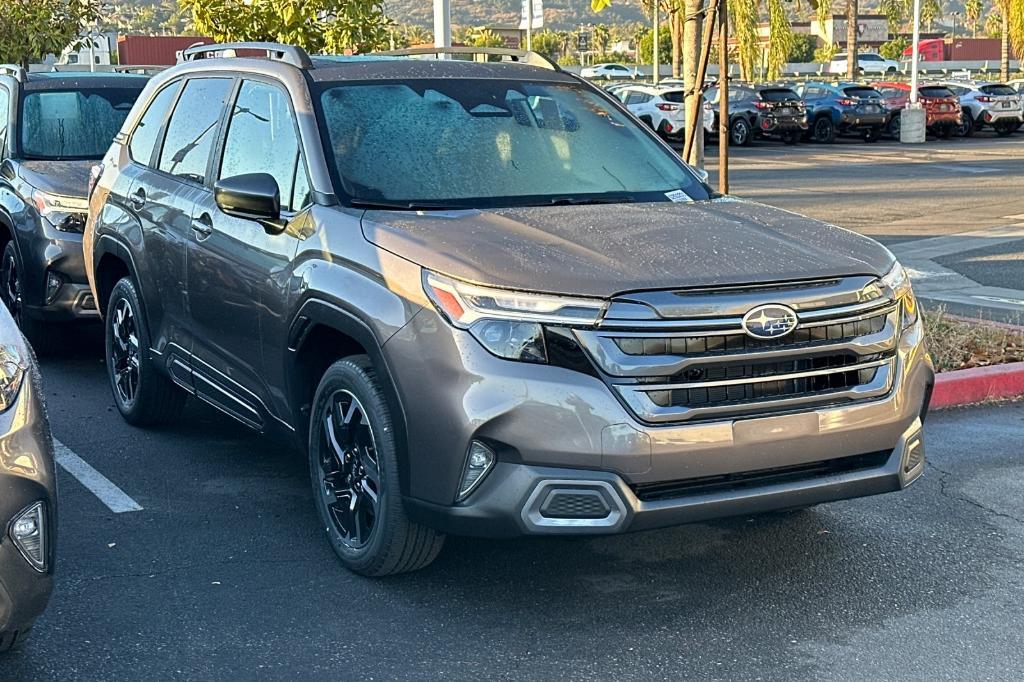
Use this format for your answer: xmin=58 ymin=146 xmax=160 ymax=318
xmin=879 ymin=36 xmax=910 ymax=60
xmin=879 ymin=0 xmax=909 ymax=33
xmin=532 ymin=29 xmax=562 ymax=60
xmin=813 ymin=42 xmax=839 ymax=62
xmin=179 ymin=0 xmax=391 ymax=55
xmin=637 ymin=24 xmax=672 ymax=64
xmin=787 ymin=33 xmax=816 ymax=63
xmin=593 ymin=23 xmax=611 ymax=54
xmin=470 ymin=29 xmax=504 ymax=48
xmin=920 ymin=0 xmax=942 ymax=31
xmin=0 ymin=0 xmax=99 ymax=68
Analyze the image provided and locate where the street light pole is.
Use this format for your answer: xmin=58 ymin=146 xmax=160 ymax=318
xmin=910 ymin=0 xmax=921 ymax=104
xmin=527 ymin=0 xmax=533 ymax=51
xmin=901 ymin=0 xmax=926 ymax=143
xmin=652 ymin=2 xmax=660 ymax=85
xmin=433 ymin=0 xmax=451 ymax=49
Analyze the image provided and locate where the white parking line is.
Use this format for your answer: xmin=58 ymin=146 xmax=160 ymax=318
xmin=53 ymin=439 xmax=144 ymax=513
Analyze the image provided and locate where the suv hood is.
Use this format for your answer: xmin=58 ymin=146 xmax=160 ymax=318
xmin=360 ymin=198 xmax=895 ymax=298
xmin=18 ymin=160 xmax=93 ymax=199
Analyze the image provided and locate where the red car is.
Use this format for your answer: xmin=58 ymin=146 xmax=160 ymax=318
xmin=872 ymin=82 xmax=962 ymax=138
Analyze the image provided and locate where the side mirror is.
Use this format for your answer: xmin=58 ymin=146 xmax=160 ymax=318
xmin=214 ymin=173 xmax=285 ymax=235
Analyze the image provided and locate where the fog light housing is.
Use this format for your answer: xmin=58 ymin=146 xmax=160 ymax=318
xmin=45 ymin=272 xmax=64 ymax=305
xmin=10 ymin=501 xmax=46 ymax=571
xmin=456 ymin=441 xmax=495 ymax=502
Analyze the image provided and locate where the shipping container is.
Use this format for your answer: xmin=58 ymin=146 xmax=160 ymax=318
xmin=117 ymin=35 xmax=213 ymax=66
xmin=902 ymin=37 xmax=1015 ymax=62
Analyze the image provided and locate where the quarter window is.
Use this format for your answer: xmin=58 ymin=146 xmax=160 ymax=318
xmin=219 ymin=80 xmax=309 ymax=212
xmin=129 ymin=82 xmax=180 ymax=166
xmin=158 ymin=77 xmax=233 ymax=184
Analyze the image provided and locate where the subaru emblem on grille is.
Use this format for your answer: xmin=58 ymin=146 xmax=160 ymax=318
xmin=741 ymin=304 xmax=799 ymax=340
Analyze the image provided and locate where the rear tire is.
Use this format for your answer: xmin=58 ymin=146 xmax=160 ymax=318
xmin=812 ymin=116 xmax=836 ymax=143
xmin=956 ymin=110 xmax=975 ymax=137
xmin=105 ymin=277 xmax=186 ymax=426
xmin=995 ymin=122 xmax=1015 ymax=137
xmin=864 ymin=127 xmax=881 ymax=143
xmin=780 ymin=130 xmax=800 ymax=145
xmin=729 ymin=117 xmax=751 ymax=146
xmin=1 ymin=242 xmax=59 ymax=356
xmin=310 ymin=357 xmax=444 ymax=577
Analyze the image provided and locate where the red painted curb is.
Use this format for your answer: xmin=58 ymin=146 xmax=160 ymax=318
xmin=932 ymin=362 xmax=1024 ymax=409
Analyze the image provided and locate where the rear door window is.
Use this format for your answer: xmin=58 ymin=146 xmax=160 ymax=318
xmin=218 ymin=80 xmax=310 ymax=212
xmin=129 ymin=82 xmax=180 ymax=166
xmin=158 ymin=77 xmax=234 ymax=184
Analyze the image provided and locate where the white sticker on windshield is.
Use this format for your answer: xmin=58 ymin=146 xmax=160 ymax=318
xmin=665 ymin=190 xmax=691 ymax=203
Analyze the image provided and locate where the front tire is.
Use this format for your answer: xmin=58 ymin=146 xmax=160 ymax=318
xmin=310 ymin=357 xmax=444 ymax=576
xmin=105 ymin=277 xmax=185 ymax=426
xmin=1 ymin=242 xmax=58 ymax=355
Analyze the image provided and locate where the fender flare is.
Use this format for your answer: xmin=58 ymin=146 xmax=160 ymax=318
xmin=93 ymin=233 xmax=145 ymax=319
xmin=285 ymin=297 xmax=412 ymax=496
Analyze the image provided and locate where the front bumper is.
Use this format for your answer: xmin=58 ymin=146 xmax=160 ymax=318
xmin=386 ymin=308 xmax=934 ymax=537
xmin=0 ymin=366 xmax=57 ymax=636
xmin=20 ymin=218 xmax=97 ymax=322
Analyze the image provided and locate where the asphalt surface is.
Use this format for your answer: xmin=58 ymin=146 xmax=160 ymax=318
xmin=6 ymin=133 xmax=1024 ymax=680
xmin=701 ymin=133 xmax=1024 ymax=322
xmin=5 ymin=343 xmax=1024 ymax=680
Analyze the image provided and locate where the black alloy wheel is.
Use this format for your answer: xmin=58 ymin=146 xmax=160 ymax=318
xmin=813 ymin=116 xmax=835 ymax=143
xmin=317 ymin=390 xmax=381 ymax=549
xmin=109 ymin=296 xmax=141 ymax=408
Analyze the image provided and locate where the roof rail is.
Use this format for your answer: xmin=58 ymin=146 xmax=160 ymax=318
xmin=0 ymin=64 xmax=27 ymax=82
xmin=180 ymin=42 xmax=313 ymax=70
xmin=111 ymin=65 xmax=166 ymax=76
xmin=375 ymin=47 xmax=560 ymax=72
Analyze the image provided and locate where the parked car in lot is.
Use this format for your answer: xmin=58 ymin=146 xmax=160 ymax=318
xmin=938 ymin=80 xmax=1023 ymax=136
xmin=829 ymin=52 xmax=899 ymax=76
xmin=872 ymin=82 xmax=961 ymax=138
xmin=616 ymin=85 xmax=686 ymax=138
xmin=0 ymin=303 xmax=57 ymax=652
xmin=795 ymin=81 xmax=890 ymax=143
xmin=0 ymin=67 xmax=149 ymax=353
xmin=581 ymin=63 xmax=637 ymax=80
xmin=87 ymin=44 xmax=932 ymax=576
xmin=703 ymin=83 xmax=808 ymax=145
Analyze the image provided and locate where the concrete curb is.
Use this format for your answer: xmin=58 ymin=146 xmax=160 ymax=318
xmin=932 ymin=362 xmax=1024 ymax=409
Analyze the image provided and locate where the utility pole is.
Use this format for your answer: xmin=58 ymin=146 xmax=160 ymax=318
xmin=653 ymin=2 xmax=660 ymax=85
xmin=901 ymin=0 xmax=926 ymax=143
xmin=433 ymin=0 xmax=451 ymax=49
xmin=526 ymin=0 xmax=533 ymax=51
xmin=718 ymin=0 xmax=729 ymax=194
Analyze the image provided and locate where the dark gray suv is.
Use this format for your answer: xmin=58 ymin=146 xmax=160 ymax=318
xmin=0 ymin=67 xmax=148 ymax=353
xmin=86 ymin=44 xmax=933 ymax=576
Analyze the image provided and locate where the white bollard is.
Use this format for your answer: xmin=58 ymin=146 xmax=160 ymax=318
xmin=900 ymin=103 xmax=927 ymax=144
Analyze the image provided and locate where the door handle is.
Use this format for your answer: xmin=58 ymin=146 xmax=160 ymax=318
xmin=129 ymin=187 xmax=146 ymax=210
xmin=191 ymin=214 xmax=213 ymax=238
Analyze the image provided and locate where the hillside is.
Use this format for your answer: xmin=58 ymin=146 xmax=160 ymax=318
xmin=384 ymin=0 xmax=648 ymax=29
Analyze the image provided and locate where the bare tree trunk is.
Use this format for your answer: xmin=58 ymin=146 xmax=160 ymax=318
xmin=683 ymin=0 xmax=703 ymax=167
xmin=1000 ymin=10 xmax=1009 ymax=82
xmin=846 ymin=0 xmax=858 ymax=79
xmin=670 ymin=8 xmax=682 ymax=78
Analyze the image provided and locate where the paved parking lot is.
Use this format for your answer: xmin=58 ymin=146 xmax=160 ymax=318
xmin=7 ymin=136 xmax=1024 ymax=680
xmin=703 ymin=134 xmax=1024 ymax=322
xmin=6 ymin=345 xmax=1024 ymax=680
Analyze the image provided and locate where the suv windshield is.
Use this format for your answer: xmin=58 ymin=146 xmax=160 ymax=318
xmin=316 ymin=79 xmax=710 ymax=209
xmin=20 ymin=87 xmax=141 ymax=160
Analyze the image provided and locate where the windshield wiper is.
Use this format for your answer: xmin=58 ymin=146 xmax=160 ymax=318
xmin=543 ymin=195 xmax=636 ymax=206
xmin=350 ymin=198 xmax=465 ymax=211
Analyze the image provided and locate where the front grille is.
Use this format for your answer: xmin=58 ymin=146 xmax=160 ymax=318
xmin=574 ymin=277 xmax=900 ymax=423
xmin=632 ymin=450 xmax=891 ymax=502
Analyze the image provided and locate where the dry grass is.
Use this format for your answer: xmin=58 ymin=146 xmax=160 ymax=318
xmin=923 ymin=308 xmax=1024 ymax=373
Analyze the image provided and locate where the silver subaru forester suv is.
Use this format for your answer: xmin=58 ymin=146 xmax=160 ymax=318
xmin=86 ymin=44 xmax=933 ymax=576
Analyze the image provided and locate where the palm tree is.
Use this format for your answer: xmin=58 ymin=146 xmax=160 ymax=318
xmin=593 ymin=23 xmax=611 ymax=54
xmin=994 ymin=0 xmax=1024 ymax=80
xmin=964 ymin=0 xmax=983 ymax=37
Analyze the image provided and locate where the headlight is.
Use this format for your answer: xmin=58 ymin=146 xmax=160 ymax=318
xmin=423 ymin=271 xmax=606 ymax=362
xmin=881 ymin=260 xmax=918 ymax=329
xmin=0 ymin=344 xmax=25 ymax=411
xmin=32 ymin=190 xmax=88 ymax=233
